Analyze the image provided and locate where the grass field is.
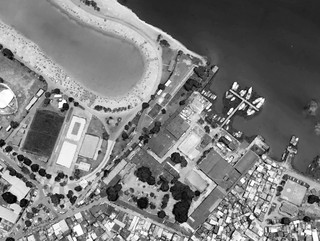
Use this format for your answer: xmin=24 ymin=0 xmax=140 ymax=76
xmin=23 ymin=109 xmax=64 ymax=157
xmin=0 ymin=54 xmax=47 ymax=138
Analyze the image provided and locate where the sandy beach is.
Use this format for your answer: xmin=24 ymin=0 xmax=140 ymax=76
xmin=0 ymin=0 xmax=204 ymax=112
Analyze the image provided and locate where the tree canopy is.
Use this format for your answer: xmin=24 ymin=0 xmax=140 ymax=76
xmin=280 ymin=217 xmax=291 ymax=225
xmin=173 ymin=201 xmax=190 ymax=223
xmin=30 ymin=164 xmax=39 ymax=172
xmin=137 ymin=197 xmax=149 ymax=209
xmin=105 ymin=183 xmax=122 ymax=201
xmin=135 ymin=166 xmax=155 ymax=185
xmin=38 ymin=168 xmax=46 ymax=177
xmin=19 ymin=199 xmax=29 ymax=208
xmin=2 ymin=192 xmax=17 ymax=204
xmin=157 ymin=210 xmax=166 ymax=219
xmin=23 ymin=158 xmax=32 ymax=166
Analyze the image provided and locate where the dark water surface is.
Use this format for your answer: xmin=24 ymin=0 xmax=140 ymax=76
xmin=124 ymin=0 xmax=320 ymax=172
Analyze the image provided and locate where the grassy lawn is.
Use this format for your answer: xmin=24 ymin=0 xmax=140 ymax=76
xmin=0 ymin=55 xmax=47 ymax=138
xmin=86 ymin=115 xmax=106 ymax=138
xmin=23 ymin=109 xmax=64 ymax=157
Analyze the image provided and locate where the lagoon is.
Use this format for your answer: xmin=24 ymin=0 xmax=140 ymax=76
xmin=0 ymin=0 xmax=144 ymax=97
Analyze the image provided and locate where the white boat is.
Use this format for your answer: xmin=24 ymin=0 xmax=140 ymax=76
xmin=225 ymin=91 xmax=233 ymax=99
xmin=239 ymin=89 xmax=247 ymax=97
xmin=256 ymin=98 xmax=265 ymax=108
xmin=227 ymin=108 xmax=234 ymax=115
xmin=247 ymin=107 xmax=256 ymax=116
xmin=252 ymin=97 xmax=263 ymax=104
xmin=245 ymin=87 xmax=252 ymax=100
xmin=220 ymin=117 xmax=225 ymax=123
xmin=238 ymin=102 xmax=246 ymax=110
xmin=231 ymin=82 xmax=239 ymax=91
xmin=231 ymin=97 xmax=236 ymax=102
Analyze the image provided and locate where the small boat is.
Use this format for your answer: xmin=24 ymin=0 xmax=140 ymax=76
xmin=225 ymin=91 xmax=233 ymax=99
xmin=231 ymin=97 xmax=236 ymax=102
xmin=227 ymin=108 xmax=234 ymax=115
xmin=238 ymin=102 xmax=246 ymax=110
xmin=239 ymin=89 xmax=247 ymax=97
xmin=256 ymin=98 xmax=265 ymax=108
xmin=245 ymin=87 xmax=252 ymax=100
xmin=247 ymin=107 xmax=256 ymax=116
xmin=252 ymin=97 xmax=263 ymax=104
xmin=290 ymin=135 xmax=299 ymax=146
xmin=231 ymin=82 xmax=239 ymax=91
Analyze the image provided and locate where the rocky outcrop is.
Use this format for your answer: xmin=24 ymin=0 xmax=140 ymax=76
xmin=304 ymin=99 xmax=319 ymax=116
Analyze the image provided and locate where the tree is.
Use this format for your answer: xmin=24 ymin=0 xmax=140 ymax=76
xmin=194 ymin=190 xmax=201 ymax=197
xmin=23 ymin=158 xmax=32 ymax=166
xmin=122 ymin=132 xmax=129 ymax=140
xmin=135 ymin=166 xmax=154 ymax=183
xmin=74 ymin=169 xmax=81 ymax=180
xmin=16 ymin=173 xmax=23 ymax=179
xmin=26 ymin=212 xmax=34 ymax=219
xmin=10 ymin=121 xmax=19 ymax=129
xmin=303 ymin=216 xmax=311 ymax=222
xmin=74 ymin=186 xmax=82 ymax=192
xmin=19 ymin=199 xmax=29 ymax=208
xmin=137 ymin=197 xmax=149 ymax=209
xmin=179 ymin=100 xmax=186 ymax=106
xmin=17 ymin=154 xmax=24 ymax=162
xmin=161 ymin=109 xmax=166 ymax=114
xmin=44 ymin=92 xmax=51 ymax=98
xmin=307 ymin=195 xmax=319 ymax=204
xmin=5 ymin=237 xmax=15 ymax=241
xmin=102 ymin=131 xmax=109 ymax=140
xmin=26 ymin=181 xmax=33 ymax=188
xmin=157 ymin=210 xmax=166 ymax=219
xmin=106 ymin=184 xmax=122 ymax=201
xmin=52 ymin=88 xmax=60 ymax=94
xmin=2 ymin=192 xmax=17 ymax=204
xmin=43 ymin=98 xmax=51 ymax=106
xmin=25 ymin=220 xmax=32 ymax=227
xmin=147 ymin=176 xmax=156 ymax=186
xmin=2 ymin=48 xmax=14 ymax=59
xmin=68 ymin=97 xmax=74 ymax=102
xmin=57 ymin=172 xmax=65 ymax=179
xmin=204 ymin=125 xmax=210 ymax=134
xmin=32 ymin=207 xmax=39 ymax=213
xmin=74 ymin=102 xmax=79 ymax=107
xmin=0 ymin=139 xmax=5 ymax=147
xmin=172 ymin=201 xmax=190 ymax=223
xmin=142 ymin=102 xmax=149 ymax=110
xmin=46 ymin=174 xmax=52 ymax=179
xmin=170 ymin=181 xmax=194 ymax=201
xmin=30 ymin=164 xmax=39 ymax=172
xmin=158 ymin=83 xmax=165 ymax=90
xmin=5 ymin=146 xmax=13 ymax=152
xmin=161 ymin=194 xmax=170 ymax=209
xmin=180 ymin=159 xmax=188 ymax=168
xmin=21 ymin=166 xmax=30 ymax=175
xmin=62 ymin=103 xmax=69 ymax=111
xmin=280 ymin=217 xmax=291 ymax=225
xmin=8 ymin=168 xmax=17 ymax=176
xmin=38 ymin=168 xmax=46 ymax=177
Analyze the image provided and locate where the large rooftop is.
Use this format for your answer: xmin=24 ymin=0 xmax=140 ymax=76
xmin=188 ymin=187 xmax=225 ymax=229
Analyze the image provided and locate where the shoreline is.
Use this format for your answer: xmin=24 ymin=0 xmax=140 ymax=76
xmin=0 ymin=0 xmax=164 ymax=111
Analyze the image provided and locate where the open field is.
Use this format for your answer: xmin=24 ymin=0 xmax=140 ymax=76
xmin=0 ymin=54 xmax=46 ymax=138
xmin=23 ymin=109 xmax=64 ymax=157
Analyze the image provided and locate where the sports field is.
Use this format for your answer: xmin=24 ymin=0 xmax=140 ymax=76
xmin=23 ymin=109 xmax=64 ymax=157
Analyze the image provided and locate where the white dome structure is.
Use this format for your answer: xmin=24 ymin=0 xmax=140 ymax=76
xmin=0 ymin=87 xmax=14 ymax=109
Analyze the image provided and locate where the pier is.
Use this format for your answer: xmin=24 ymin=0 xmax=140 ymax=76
xmin=229 ymin=89 xmax=259 ymax=111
